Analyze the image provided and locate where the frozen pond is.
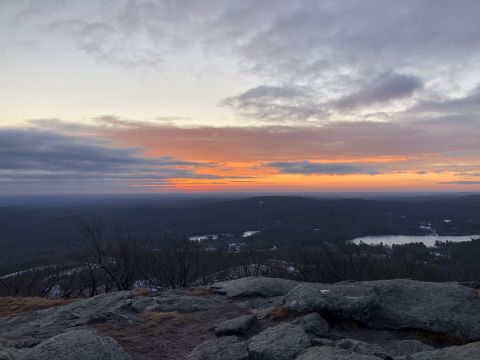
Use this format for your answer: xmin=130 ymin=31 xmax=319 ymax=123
xmin=352 ymin=235 xmax=479 ymax=247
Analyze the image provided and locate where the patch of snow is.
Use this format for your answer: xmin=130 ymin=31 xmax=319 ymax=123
xmin=189 ymin=233 xmax=233 ymax=242
xmin=189 ymin=234 xmax=219 ymax=241
xmin=228 ymin=242 xmax=245 ymax=252
xmin=420 ymin=223 xmax=437 ymax=235
xmin=242 ymin=230 xmax=260 ymax=238
xmin=287 ymin=266 xmax=298 ymax=274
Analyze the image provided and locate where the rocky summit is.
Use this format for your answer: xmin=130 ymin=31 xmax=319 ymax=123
xmin=1 ymin=277 xmax=480 ymax=359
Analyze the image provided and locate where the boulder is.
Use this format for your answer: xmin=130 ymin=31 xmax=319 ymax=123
xmin=247 ymin=323 xmax=311 ymax=360
xmin=44 ymin=291 xmax=135 ymax=323
xmin=18 ymin=329 xmax=130 ymax=360
xmin=0 ymin=291 xmax=135 ymax=340
xmin=285 ymin=279 xmax=480 ymax=340
xmin=215 ymin=314 xmax=257 ymax=336
xmin=291 ymin=313 xmax=330 ymax=337
xmin=406 ymin=341 xmax=480 ymax=360
xmin=212 ymin=277 xmax=299 ymax=298
xmin=186 ymin=336 xmax=248 ymax=360
xmin=383 ymin=340 xmax=433 ymax=357
xmin=284 ymin=282 xmax=378 ymax=320
xmin=366 ymin=280 xmax=480 ymax=340
xmin=295 ymin=346 xmax=382 ymax=360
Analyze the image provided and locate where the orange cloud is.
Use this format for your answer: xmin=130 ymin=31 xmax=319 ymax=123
xmin=30 ymin=118 xmax=480 ymax=191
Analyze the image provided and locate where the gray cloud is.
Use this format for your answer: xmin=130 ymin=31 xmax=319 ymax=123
xmin=0 ymin=129 xmax=216 ymax=190
xmin=266 ymin=161 xmax=379 ymax=175
xmin=222 ymin=72 xmax=423 ymax=121
xmin=10 ymin=1 xmax=480 ymax=77
xmin=220 ymin=85 xmax=325 ymax=121
xmin=334 ymin=72 xmax=423 ymax=110
xmin=231 ymin=1 xmax=480 ymax=79
xmin=410 ymin=85 xmax=480 ymax=115
xmin=266 ymin=159 xmax=480 ymax=177
xmin=0 ymin=129 xmax=205 ymax=172
xmin=439 ymin=181 xmax=480 ymax=185
xmin=6 ymin=1 xmax=480 ymax=127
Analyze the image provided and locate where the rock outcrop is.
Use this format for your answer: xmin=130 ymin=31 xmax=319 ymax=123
xmin=215 ymin=314 xmax=257 ymax=336
xmin=18 ymin=329 xmax=131 ymax=360
xmin=290 ymin=313 xmax=330 ymax=338
xmin=406 ymin=341 xmax=480 ymax=360
xmin=211 ymin=277 xmax=299 ymax=298
xmin=2 ymin=277 xmax=480 ymax=359
xmin=153 ymin=294 xmax=215 ymax=313
xmin=186 ymin=336 xmax=249 ymax=360
xmin=383 ymin=340 xmax=433 ymax=357
xmin=284 ymin=279 xmax=480 ymax=341
xmin=295 ymin=346 xmax=382 ymax=360
xmin=247 ymin=323 xmax=311 ymax=360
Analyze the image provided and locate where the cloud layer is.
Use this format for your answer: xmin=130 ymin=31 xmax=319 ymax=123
xmin=334 ymin=72 xmax=423 ymax=110
xmin=0 ymin=128 xmax=217 ymax=192
xmin=2 ymin=1 xmax=480 ymax=191
xmin=266 ymin=161 xmax=379 ymax=175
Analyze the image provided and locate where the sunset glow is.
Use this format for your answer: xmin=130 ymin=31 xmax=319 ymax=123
xmin=1 ymin=1 xmax=480 ymax=194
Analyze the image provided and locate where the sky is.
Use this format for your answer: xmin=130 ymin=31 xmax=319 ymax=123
xmin=1 ymin=0 xmax=480 ymax=194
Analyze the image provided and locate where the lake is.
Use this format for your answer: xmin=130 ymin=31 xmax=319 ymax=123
xmin=352 ymin=235 xmax=479 ymax=247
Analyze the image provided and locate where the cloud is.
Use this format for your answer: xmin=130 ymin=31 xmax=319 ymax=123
xmin=0 ymin=128 xmax=216 ymax=191
xmin=266 ymin=161 xmax=379 ymax=175
xmin=9 ymin=1 xmax=480 ymax=79
xmin=230 ymin=1 xmax=480 ymax=80
xmin=34 ymin=117 xmax=480 ymax=164
xmin=410 ymin=84 xmax=480 ymax=115
xmin=5 ymin=0 xmax=480 ymax=131
xmin=221 ymin=72 xmax=422 ymax=121
xmin=220 ymin=85 xmax=325 ymax=121
xmin=334 ymin=72 xmax=423 ymax=110
xmin=439 ymin=181 xmax=480 ymax=185
xmin=4 ymin=119 xmax=480 ymax=192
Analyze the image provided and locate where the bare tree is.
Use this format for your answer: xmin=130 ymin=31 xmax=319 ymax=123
xmin=73 ymin=220 xmax=146 ymax=292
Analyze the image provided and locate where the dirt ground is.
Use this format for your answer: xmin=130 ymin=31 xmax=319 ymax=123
xmin=95 ymin=291 xmax=252 ymax=360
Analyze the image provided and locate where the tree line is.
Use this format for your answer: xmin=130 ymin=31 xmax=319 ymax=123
xmin=1 ymin=221 xmax=479 ymax=297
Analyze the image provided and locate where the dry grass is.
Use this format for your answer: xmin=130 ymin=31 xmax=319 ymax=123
xmin=264 ymin=307 xmax=297 ymax=321
xmin=94 ymin=311 xmax=204 ymax=360
xmin=141 ymin=311 xmax=183 ymax=323
xmin=132 ymin=288 xmax=151 ymax=297
xmin=188 ymin=287 xmax=212 ymax=296
xmin=0 ymin=296 xmax=74 ymax=316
